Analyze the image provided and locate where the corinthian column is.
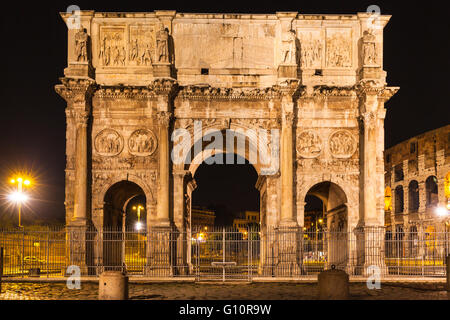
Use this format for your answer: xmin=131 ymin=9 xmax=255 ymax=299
xmin=280 ymin=110 xmax=295 ymax=225
xmin=156 ymin=111 xmax=172 ymax=227
xmin=73 ymin=110 xmax=89 ymax=223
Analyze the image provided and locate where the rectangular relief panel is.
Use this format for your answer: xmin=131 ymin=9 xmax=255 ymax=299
xmin=98 ymin=26 xmax=126 ymax=67
xmin=325 ymin=28 xmax=353 ymax=69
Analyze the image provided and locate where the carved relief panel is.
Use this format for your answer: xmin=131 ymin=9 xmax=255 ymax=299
xmin=329 ymin=130 xmax=357 ymax=159
xmin=297 ymin=30 xmax=323 ymax=69
xmin=128 ymin=129 xmax=158 ymax=156
xmin=98 ymin=26 xmax=126 ymax=66
xmin=296 ymin=130 xmax=322 ymax=158
xmin=326 ymin=28 xmax=352 ymax=68
xmin=94 ymin=129 xmax=124 ymax=156
xmin=129 ymin=25 xmax=156 ymax=66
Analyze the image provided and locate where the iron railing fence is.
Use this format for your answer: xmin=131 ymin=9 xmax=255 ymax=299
xmin=0 ymin=226 xmax=448 ymax=279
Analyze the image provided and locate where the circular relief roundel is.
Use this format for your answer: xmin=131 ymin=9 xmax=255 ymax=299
xmin=94 ymin=129 xmax=124 ymax=156
xmin=329 ymin=130 xmax=356 ymax=159
xmin=128 ymin=129 xmax=157 ymax=156
xmin=296 ymin=130 xmax=322 ymax=158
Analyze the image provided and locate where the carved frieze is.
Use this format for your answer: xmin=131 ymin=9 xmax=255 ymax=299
xmin=94 ymin=129 xmax=124 ymax=156
xmin=99 ymin=26 xmax=126 ymax=66
xmin=297 ymin=30 xmax=323 ymax=69
xmin=326 ymin=29 xmax=352 ymax=68
xmin=296 ymin=130 xmax=322 ymax=158
xmin=329 ymin=130 xmax=357 ymax=159
xmin=129 ymin=25 xmax=155 ymax=66
xmin=128 ymin=129 xmax=158 ymax=156
xmin=177 ymin=85 xmax=281 ymax=101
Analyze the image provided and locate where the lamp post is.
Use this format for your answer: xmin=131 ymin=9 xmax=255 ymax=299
xmin=133 ymin=205 xmax=144 ymax=231
xmin=9 ymin=177 xmax=31 ymax=228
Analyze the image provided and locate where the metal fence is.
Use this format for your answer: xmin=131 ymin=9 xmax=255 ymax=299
xmin=0 ymin=226 xmax=448 ymax=280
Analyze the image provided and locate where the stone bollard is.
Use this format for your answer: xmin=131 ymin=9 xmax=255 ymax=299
xmin=98 ymin=271 xmax=128 ymax=300
xmin=446 ymin=255 xmax=450 ymax=292
xmin=318 ymin=265 xmax=349 ymax=300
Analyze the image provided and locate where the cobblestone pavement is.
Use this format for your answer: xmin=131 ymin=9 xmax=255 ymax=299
xmin=0 ymin=282 xmax=449 ymax=300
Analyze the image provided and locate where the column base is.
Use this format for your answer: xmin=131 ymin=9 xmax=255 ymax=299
xmin=274 ymin=225 xmax=302 ymax=277
xmin=146 ymin=226 xmax=174 ymax=277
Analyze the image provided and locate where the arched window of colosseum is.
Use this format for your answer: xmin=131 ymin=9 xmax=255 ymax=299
xmin=394 ymin=165 xmax=404 ymax=182
xmin=408 ymin=180 xmax=419 ymax=213
xmin=395 ymin=186 xmax=404 ymax=213
xmin=384 ymin=187 xmax=392 ymax=211
xmin=425 ymin=176 xmax=438 ymax=207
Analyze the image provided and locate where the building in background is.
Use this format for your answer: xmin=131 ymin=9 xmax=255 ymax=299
xmin=233 ymin=211 xmax=260 ymax=234
xmin=384 ymin=124 xmax=450 ymax=241
xmin=191 ymin=206 xmax=215 ymax=231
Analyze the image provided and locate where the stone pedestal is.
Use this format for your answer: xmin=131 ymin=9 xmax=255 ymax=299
xmin=277 ymin=65 xmax=298 ymax=79
xmin=153 ymin=63 xmax=173 ymax=78
xmin=146 ymin=227 xmax=173 ymax=276
xmin=98 ymin=271 xmax=128 ymax=300
xmin=275 ymin=226 xmax=301 ymax=276
xmin=355 ymin=226 xmax=387 ymax=276
xmin=446 ymin=255 xmax=450 ymax=292
xmin=64 ymin=62 xmax=95 ymax=79
xmin=67 ymin=222 xmax=89 ymax=275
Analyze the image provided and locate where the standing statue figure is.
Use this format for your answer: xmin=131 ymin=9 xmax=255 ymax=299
xmin=99 ymin=36 xmax=110 ymax=66
xmin=129 ymin=39 xmax=139 ymax=62
xmin=74 ymin=28 xmax=88 ymax=62
xmin=362 ymin=29 xmax=377 ymax=65
xmin=156 ymin=24 xmax=170 ymax=63
xmin=283 ymin=29 xmax=298 ymax=64
xmin=141 ymin=44 xmax=153 ymax=66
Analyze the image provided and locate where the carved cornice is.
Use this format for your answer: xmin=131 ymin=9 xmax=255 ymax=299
xmin=55 ymin=77 xmax=97 ymax=105
xmin=281 ymin=111 xmax=294 ymax=128
xmin=308 ymin=85 xmax=357 ymax=98
xmin=273 ymin=79 xmax=302 ymax=99
xmin=149 ymin=78 xmax=178 ymax=97
xmin=95 ymin=86 xmax=155 ymax=99
xmin=379 ymin=87 xmax=400 ymax=102
xmin=177 ymin=85 xmax=282 ymax=101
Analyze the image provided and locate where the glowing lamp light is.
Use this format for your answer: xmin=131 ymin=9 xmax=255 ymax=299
xmin=135 ymin=221 xmax=143 ymax=231
xmin=8 ymin=192 xmax=28 ymax=203
xmin=435 ymin=206 xmax=449 ymax=217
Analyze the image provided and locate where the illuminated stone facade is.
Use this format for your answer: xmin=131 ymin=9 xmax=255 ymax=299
xmin=384 ymin=125 xmax=450 ymax=235
xmin=55 ymin=10 xmax=398 ymax=275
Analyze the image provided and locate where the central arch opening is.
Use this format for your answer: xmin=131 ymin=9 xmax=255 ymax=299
xmin=192 ymin=153 xmax=260 ymax=229
xmin=189 ymin=153 xmax=261 ymax=279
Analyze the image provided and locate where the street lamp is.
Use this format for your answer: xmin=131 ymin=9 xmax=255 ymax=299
xmin=132 ymin=205 xmax=145 ymax=231
xmin=9 ymin=177 xmax=32 ymax=227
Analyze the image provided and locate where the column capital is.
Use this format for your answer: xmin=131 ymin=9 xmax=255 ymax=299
xmin=281 ymin=111 xmax=294 ymax=128
xmin=156 ymin=111 xmax=173 ymax=127
xmin=55 ymin=77 xmax=97 ymax=106
xmin=149 ymin=78 xmax=178 ymax=96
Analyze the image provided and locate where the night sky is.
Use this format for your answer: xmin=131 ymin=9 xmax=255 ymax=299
xmin=0 ymin=1 xmax=449 ymax=225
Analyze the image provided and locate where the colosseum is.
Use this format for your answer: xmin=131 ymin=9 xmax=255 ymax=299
xmin=384 ymin=124 xmax=450 ymax=256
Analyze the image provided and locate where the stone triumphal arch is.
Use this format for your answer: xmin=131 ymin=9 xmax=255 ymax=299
xmin=55 ymin=10 xmax=398 ymax=276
